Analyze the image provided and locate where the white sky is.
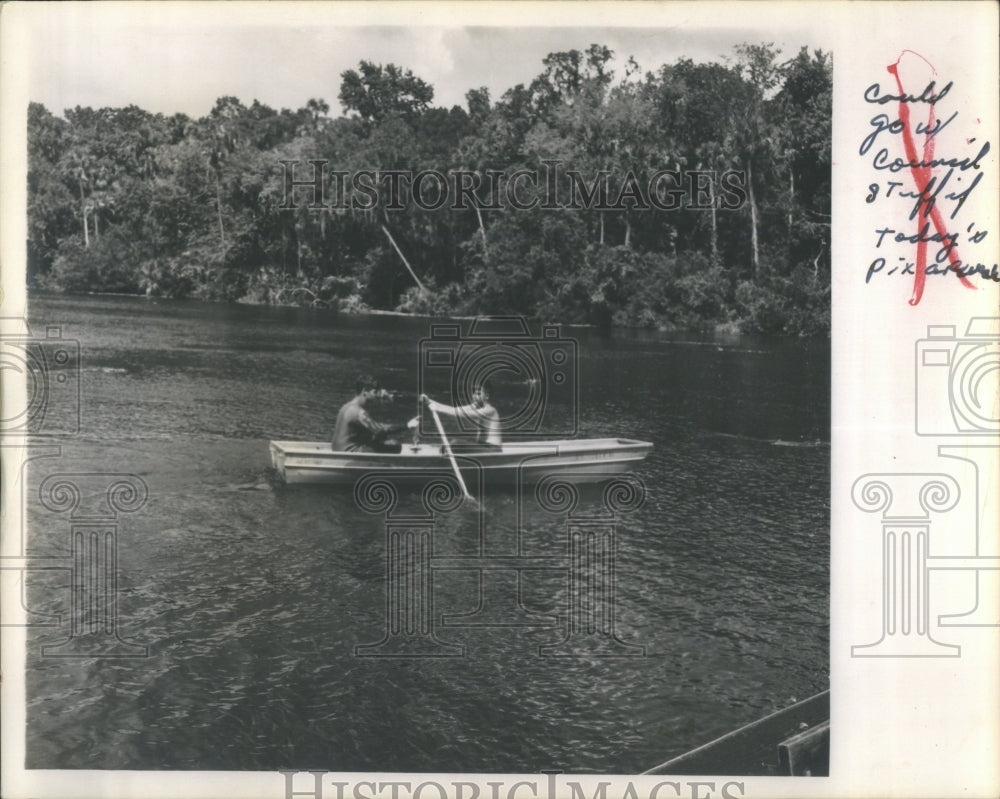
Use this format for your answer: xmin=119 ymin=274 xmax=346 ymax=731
xmin=22 ymin=3 xmax=832 ymax=119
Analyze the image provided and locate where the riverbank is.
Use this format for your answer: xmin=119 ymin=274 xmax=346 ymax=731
xmin=27 ymin=277 xmax=828 ymax=338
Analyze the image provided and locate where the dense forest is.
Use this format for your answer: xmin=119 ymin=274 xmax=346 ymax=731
xmin=27 ymin=43 xmax=831 ymax=334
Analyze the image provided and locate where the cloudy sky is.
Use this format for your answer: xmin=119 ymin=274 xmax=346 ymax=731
xmin=21 ymin=3 xmax=833 ymax=119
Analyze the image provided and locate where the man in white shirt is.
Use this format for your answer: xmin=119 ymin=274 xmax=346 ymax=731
xmin=420 ymin=382 xmax=502 ymax=451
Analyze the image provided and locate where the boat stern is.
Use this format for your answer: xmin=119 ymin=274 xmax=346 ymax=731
xmin=269 ymin=441 xmax=288 ymax=481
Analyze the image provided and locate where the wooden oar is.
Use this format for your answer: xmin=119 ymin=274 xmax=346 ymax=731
xmin=429 ymin=404 xmax=473 ymax=501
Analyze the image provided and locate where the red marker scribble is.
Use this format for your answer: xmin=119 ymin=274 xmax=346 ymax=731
xmin=886 ymin=51 xmax=975 ymax=305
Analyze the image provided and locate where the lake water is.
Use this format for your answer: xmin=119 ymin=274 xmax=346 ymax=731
xmin=22 ymin=293 xmax=829 ymax=773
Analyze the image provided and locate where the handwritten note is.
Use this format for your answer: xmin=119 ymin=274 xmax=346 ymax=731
xmin=860 ymin=51 xmax=998 ymax=304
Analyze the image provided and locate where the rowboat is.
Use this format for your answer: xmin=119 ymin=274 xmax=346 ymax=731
xmin=269 ymin=438 xmax=653 ymax=485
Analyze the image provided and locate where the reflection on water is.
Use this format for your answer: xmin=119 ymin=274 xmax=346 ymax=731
xmin=24 ymin=294 xmax=829 ymax=772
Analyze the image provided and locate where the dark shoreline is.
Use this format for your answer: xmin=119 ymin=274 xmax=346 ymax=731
xmin=26 ymin=288 xmax=830 ymax=339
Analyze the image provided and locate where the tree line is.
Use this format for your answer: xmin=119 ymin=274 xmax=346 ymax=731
xmin=27 ymin=43 xmax=831 ymax=334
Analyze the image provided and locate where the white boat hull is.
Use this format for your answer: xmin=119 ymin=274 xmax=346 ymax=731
xmin=269 ymin=438 xmax=653 ymax=485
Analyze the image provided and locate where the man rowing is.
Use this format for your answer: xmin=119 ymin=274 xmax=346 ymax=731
xmin=332 ymin=374 xmax=418 ymax=453
xmin=420 ymin=381 xmax=502 ymax=452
